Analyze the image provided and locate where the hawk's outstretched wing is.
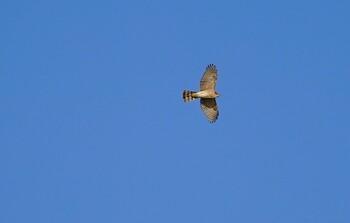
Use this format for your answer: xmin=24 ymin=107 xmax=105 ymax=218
xmin=200 ymin=98 xmax=219 ymax=123
xmin=200 ymin=64 xmax=217 ymax=90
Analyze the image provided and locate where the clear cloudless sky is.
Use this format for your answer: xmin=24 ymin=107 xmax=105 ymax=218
xmin=1 ymin=0 xmax=349 ymax=222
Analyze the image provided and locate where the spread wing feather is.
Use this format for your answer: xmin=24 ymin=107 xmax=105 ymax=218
xmin=200 ymin=98 xmax=219 ymax=123
xmin=200 ymin=64 xmax=218 ymax=90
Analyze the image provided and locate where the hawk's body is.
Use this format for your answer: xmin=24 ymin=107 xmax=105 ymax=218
xmin=183 ymin=64 xmax=220 ymax=123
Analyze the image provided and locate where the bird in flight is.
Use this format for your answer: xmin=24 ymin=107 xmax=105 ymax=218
xmin=183 ymin=64 xmax=220 ymax=123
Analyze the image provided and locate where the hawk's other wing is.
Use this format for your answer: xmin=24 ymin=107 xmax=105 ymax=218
xmin=200 ymin=64 xmax=217 ymax=90
xmin=200 ymin=98 xmax=219 ymax=123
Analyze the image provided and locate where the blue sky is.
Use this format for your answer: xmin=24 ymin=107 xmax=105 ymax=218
xmin=1 ymin=0 xmax=349 ymax=222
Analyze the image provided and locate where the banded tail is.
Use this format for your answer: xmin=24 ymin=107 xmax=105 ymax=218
xmin=183 ymin=90 xmax=197 ymax=102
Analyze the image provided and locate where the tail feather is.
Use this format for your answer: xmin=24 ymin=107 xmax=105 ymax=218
xmin=183 ymin=90 xmax=197 ymax=102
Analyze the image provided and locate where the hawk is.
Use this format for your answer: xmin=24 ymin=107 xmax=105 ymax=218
xmin=183 ymin=64 xmax=220 ymax=123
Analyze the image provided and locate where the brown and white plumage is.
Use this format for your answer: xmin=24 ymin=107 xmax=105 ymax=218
xmin=200 ymin=64 xmax=217 ymax=91
xmin=200 ymin=98 xmax=219 ymax=123
xmin=182 ymin=64 xmax=220 ymax=123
